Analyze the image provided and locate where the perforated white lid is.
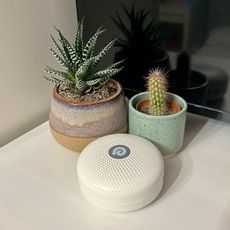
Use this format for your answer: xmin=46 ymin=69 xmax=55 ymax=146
xmin=77 ymin=134 xmax=164 ymax=212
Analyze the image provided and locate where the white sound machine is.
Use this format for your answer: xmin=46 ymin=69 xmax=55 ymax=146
xmin=77 ymin=134 xmax=164 ymax=212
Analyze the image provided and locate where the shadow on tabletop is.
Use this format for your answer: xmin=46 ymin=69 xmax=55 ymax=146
xmin=148 ymin=113 xmax=208 ymax=206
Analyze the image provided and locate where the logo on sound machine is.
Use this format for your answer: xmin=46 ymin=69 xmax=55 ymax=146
xmin=108 ymin=145 xmax=131 ymax=159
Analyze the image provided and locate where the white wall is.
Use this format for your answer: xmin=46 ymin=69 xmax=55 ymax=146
xmin=0 ymin=0 xmax=77 ymax=146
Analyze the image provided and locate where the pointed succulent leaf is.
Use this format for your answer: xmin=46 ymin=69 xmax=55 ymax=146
xmin=43 ymin=75 xmax=70 ymax=85
xmin=49 ymin=47 xmax=66 ymax=67
xmin=108 ymin=67 xmax=123 ymax=77
xmin=106 ymin=60 xmax=124 ymax=69
xmin=44 ymin=66 xmax=68 ymax=78
xmin=74 ymin=55 xmax=98 ymax=81
xmin=55 ymin=27 xmax=78 ymax=67
xmin=50 ymin=34 xmax=75 ymax=75
xmin=74 ymin=58 xmax=82 ymax=70
xmin=75 ymin=69 xmax=85 ymax=82
xmin=45 ymin=20 xmax=122 ymax=94
xmin=82 ymin=27 xmax=105 ymax=61
xmin=86 ymin=78 xmax=103 ymax=86
xmin=75 ymin=19 xmax=84 ymax=59
xmin=92 ymin=67 xmax=122 ymax=79
xmin=43 ymin=75 xmax=60 ymax=84
xmin=75 ymin=78 xmax=88 ymax=93
xmin=50 ymin=35 xmax=67 ymax=62
xmin=90 ymin=39 xmax=117 ymax=71
xmin=53 ymin=27 xmax=71 ymax=63
xmin=43 ymin=67 xmax=75 ymax=82
xmin=61 ymin=36 xmax=78 ymax=63
xmin=52 ymin=77 xmax=70 ymax=84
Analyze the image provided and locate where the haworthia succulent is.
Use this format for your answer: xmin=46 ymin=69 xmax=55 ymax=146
xmin=44 ymin=20 xmax=123 ymax=94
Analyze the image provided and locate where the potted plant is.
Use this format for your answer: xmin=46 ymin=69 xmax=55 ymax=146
xmin=129 ymin=69 xmax=187 ymax=158
xmin=111 ymin=4 xmax=170 ymax=95
xmin=43 ymin=21 xmax=128 ymax=152
xmin=168 ymin=51 xmax=208 ymax=105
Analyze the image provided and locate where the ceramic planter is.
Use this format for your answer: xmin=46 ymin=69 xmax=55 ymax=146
xmin=49 ymin=80 xmax=128 ymax=152
xmin=129 ymin=92 xmax=187 ymax=158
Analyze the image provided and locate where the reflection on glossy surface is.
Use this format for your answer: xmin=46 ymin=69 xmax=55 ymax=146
xmin=76 ymin=0 xmax=230 ymax=122
xmin=112 ymin=4 xmax=171 ymax=92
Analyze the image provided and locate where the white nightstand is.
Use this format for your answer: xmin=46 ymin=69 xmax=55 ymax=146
xmin=1 ymin=113 xmax=230 ymax=230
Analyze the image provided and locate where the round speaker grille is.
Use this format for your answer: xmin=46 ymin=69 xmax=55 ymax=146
xmin=77 ymin=134 xmax=164 ymax=212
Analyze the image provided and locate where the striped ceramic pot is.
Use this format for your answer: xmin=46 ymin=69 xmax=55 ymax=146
xmin=49 ymin=80 xmax=128 ymax=152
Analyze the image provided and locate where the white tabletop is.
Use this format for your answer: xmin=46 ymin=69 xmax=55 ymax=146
xmin=1 ymin=114 xmax=230 ymax=230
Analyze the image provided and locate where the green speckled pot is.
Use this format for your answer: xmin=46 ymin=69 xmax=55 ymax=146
xmin=129 ymin=92 xmax=187 ymax=158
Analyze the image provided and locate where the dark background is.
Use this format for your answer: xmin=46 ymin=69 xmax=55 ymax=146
xmin=76 ymin=0 xmax=230 ymax=122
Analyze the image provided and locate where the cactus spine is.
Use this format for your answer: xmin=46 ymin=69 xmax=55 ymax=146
xmin=147 ymin=69 xmax=167 ymax=116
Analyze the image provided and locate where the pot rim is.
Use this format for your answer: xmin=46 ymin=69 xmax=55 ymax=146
xmin=168 ymin=69 xmax=208 ymax=90
xmin=136 ymin=98 xmax=181 ymax=114
xmin=53 ymin=79 xmax=122 ymax=106
xmin=129 ymin=92 xmax=187 ymax=119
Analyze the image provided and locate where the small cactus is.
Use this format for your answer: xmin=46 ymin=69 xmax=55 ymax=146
xmin=147 ymin=69 xmax=167 ymax=116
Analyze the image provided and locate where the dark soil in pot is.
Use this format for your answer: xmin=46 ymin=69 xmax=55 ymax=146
xmin=136 ymin=98 xmax=181 ymax=115
xmin=57 ymin=80 xmax=118 ymax=103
